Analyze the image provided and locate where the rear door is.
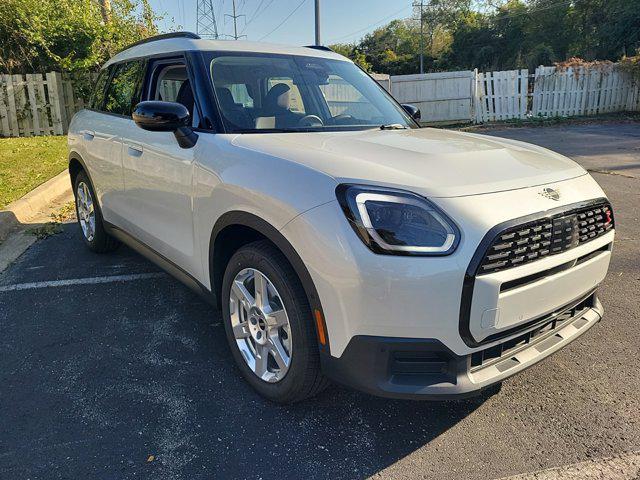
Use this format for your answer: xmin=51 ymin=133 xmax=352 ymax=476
xmin=78 ymin=66 xmax=121 ymax=221
xmin=119 ymin=57 xmax=200 ymax=276
xmin=83 ymin=60 xmax=146 ymax=225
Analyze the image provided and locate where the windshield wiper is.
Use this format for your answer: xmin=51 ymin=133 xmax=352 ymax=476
xmin=380 ymin=124 xmax=408 ymax=130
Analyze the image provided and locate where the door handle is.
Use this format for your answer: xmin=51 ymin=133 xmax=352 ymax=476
xmin=127 ymin=144 xmax=144 ymax=157
xmin=81 ymin=130 xmax=95 ymax=141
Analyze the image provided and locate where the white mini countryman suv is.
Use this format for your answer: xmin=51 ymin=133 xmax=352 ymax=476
xmin=68 ymin=32 xmax=615 ymax=403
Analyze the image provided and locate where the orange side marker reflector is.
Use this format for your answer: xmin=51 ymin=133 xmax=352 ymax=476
xmin=314 ymin=309 xmax=327 ymax=346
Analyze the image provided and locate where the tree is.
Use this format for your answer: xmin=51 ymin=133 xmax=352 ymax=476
xmin=414 ymin=0 xmax=471 ymax=56
xmin=570 ymin=0 xmax=640 ymax=59
xmin=329 ymin=43 xmax=372 ymax=71
xmin=0 ymin=0 xmax=160 ymax=74
xmin=339 ymin=0 xmax=640 ymax=74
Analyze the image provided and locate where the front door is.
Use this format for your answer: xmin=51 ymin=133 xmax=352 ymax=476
xmin=120 ymin=58 xmax=201 ymax=277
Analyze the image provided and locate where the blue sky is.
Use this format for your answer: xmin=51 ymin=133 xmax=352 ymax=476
xmin=148 ymin=0 xmax=413 ymax=45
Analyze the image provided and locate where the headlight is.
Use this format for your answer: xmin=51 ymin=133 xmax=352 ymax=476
xmin=336 ymin=184 xmax=459 ymax=256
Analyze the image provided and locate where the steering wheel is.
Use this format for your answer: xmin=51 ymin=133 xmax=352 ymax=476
xmin=298 ymin=115 xmax=324 ymax=127
xmin=331 ymin=114 xmax=355 ymax=125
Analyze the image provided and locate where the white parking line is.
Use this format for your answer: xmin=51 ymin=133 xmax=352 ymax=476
xmin=0 ymin=272 xmax=167 ymax=293
xmin=499 ymin=451 xmax=640 ymax=479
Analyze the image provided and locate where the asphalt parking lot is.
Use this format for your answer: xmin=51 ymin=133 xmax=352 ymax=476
xmin=1 ymin=122 xmax=639 ymax=480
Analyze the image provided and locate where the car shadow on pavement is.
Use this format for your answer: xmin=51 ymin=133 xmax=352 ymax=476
xmin=187 ymin=303 xmax=490 ymax=480
xmin=0 ymin=225 xmax=488 ymax=480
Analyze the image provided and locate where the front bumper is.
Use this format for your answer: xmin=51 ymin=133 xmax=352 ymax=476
xmin=321 ymin=293 xmax=603 ymax=399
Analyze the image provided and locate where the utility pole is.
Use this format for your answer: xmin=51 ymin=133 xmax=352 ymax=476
xmin=197 ymin=0 xmax=219 ymax=39
xmin=413 ymin=0 xmax=426 ymax=74
xmin=315 ymin=0 xmax=321 ymax=46
xmin=98 ymin=0 xmax=112 ymax=24
xmin=225 ymin=0 xmax=247 ymax=40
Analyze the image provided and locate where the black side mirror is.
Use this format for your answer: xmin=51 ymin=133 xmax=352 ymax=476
xmin=401 ymin=104 xmax=421 ymax=122
xmin=133 ymin=101 xmax=198 ymax=149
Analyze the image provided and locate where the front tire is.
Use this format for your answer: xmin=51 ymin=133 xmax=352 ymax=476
xmin=221 ymin=240 xmax=328 ymax=403
xmin=73 ymin=171 xmax=120 ymax=253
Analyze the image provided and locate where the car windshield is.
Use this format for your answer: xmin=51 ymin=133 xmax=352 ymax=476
xmin=208 ymin=53 xmax=416 ymax=133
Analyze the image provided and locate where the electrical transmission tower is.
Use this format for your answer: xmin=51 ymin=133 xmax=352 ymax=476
xmin=197 ymin=0 xmax=219 ymax=39
xmin=225 ymin=0 xmax=246 ymax=40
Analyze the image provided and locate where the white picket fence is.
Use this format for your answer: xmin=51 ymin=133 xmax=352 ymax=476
xmin=383 ymin=63 xmax=640 ymax=124
xmin=532 ymin=65 xmax=640 ymax=117
xmin=0 ymin=72 xmax=85 ymax=137
xmin=474 ymin=69 xmax=529 ymax=122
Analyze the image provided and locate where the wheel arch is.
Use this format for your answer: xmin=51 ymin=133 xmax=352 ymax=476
xmin=68 ymin=151 xmax=93 ymax=190
xmin=210 ymin=211 xmax=330 ymax=354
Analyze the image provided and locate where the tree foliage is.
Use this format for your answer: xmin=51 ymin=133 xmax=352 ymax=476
xmin=330 ymin=0 xmax=640 ymax=74
xmin=0 ymin=0 xmax=159 ymax=74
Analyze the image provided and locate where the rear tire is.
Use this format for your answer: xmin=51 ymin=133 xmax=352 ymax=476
xmin=73 ymin=171 xmax=120 ymax=253
xmin=221 ymin=240 xmax=328 ymax=403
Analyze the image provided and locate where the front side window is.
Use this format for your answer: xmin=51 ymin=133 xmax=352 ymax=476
xmin=155 ymin=65 xmax=187 ymax=102
xmin=103 ymin=60 xmax=145 ymax=116
xmin=150 ymin=63 xmax=197 ymax=125
xmin=208 ymin=53 xmax=415 ymax=133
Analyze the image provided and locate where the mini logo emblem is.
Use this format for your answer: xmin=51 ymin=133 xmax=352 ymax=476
xmin=539 ymin=187 xmax=560 ymax=201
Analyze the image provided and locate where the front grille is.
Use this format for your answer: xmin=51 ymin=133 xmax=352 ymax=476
xmin=478 ymin=202 xmax=613 ymax=275
xmin=470 ymin=294 xmax=594 ymax=371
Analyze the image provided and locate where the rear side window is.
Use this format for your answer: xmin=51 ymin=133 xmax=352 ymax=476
xmin=104 ymin=60 xmax=145 ymax=116
xmin=90 ymin=70 xmax=109 ymax=110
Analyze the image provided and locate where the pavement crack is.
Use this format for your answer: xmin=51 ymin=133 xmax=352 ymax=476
xmin=587 ymin=169 xmax=637 ymax=179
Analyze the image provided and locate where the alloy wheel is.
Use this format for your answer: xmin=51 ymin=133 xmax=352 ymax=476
xmin=76 ymin=181 xmax=96 ymax=242
xmin=229 ymin=268 xmax=292 ymax=382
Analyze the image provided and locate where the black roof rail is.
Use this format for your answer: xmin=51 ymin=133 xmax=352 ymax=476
xmin=304 ymin=45 xmax=333 ymax=52
xmin=119 ymin=31 xmax=201 ymax=53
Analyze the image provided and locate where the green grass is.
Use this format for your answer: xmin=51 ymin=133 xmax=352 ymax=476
xmin=0 ymin=136 xmax=68 ymax=209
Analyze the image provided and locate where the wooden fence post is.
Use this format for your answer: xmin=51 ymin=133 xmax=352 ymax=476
xmin=25 ymin=74 xmax=42 ymax=136
xmin=0 ymin=76 xmax=11 ymax=137
xmin=3 ymin=74 xmax=20 ymax=136
xmin=46 ymin=72 xmax=68 ymax=134
xmin=471 ymin=68 xmax=478 ymax=123
xmin=35 ymin=73 xmax=53 ymax=136
xmin=13 ymin=74 xmax=33 ymax=137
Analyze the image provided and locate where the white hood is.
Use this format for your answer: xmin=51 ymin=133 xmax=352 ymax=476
xmin=232 ymin=127 xmax=587 ymax=198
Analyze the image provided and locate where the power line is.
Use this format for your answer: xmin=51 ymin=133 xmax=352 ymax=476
xmin=326 ymin=4 xmax=412 ymax=43
xmin=248 ymin=0 xmax=268 ymax=23
xmin=259 ymin=0 xmax=308 ymax=41
xmin=241 ymin=0 xmax=270 ymax=34
xmin=216 ymin=0 xmax=226 ymax=29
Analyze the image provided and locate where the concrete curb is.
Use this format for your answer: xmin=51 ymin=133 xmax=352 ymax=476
xmin=0 ymin=170 xmax=72 ymax=241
